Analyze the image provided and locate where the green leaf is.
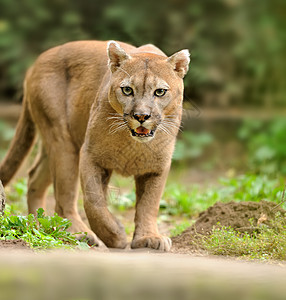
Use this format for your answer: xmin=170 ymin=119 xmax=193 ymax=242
xmin=37 ymin=208 xmax=45 ymax=219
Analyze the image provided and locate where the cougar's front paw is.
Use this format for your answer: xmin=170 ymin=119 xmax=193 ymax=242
xmin=68 ymin=218 xmax=107 ymax=249
xmin=87 ymin=213 xmax=128 ymax=249
xmin=131 ymin=235 xmax=172 ymax=251
xmin=74 ymin=232 xmax=107 ymax=248
xmin=98 ymin=221 xmax=128 ymax=249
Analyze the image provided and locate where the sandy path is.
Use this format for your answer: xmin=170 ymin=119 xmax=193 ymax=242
xmin=0 ymin=249 xmax=286 ymax=300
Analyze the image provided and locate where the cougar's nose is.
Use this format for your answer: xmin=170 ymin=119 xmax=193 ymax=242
xmin=133 ymin=114 xmax=151 ymax=124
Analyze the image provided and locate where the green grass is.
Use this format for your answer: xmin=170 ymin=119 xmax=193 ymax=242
xmin=198 ymin=213 xmax=286 ymax=261
xmin=170 ymin=221 xmax=191 ymax=237
xmin=162 ymin=174 xmax=285 ymax=217
xmin=0 ymin=207 xmax=90 ymax=250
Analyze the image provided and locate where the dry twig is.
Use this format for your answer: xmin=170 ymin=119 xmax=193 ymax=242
xmin=0 ymin=180 xmax=5 ymax=216
xmin=271 ymin=184 xmax=286 ymax=212
xmin=257 ymin=184 xmax=286 ymax=226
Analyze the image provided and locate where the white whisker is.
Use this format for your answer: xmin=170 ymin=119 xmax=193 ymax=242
xmin=109 ymin=119 xmax=129 ymax=135
xmin=157 ymin=115 xmax=183 ymax=136
xmin=107 ymin=116 xmax=125 ymax=121
xmin=158 ymin=124 xmax=173 ymax=136
xmin=162 ymin=119 xmax=182 ymax=132
xmin=107 ymin=111 xmax=129 ymax=135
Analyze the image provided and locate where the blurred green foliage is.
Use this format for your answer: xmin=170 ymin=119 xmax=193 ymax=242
xmin=0 ymin=120 xmax=14 ymax=159
xmin=0 ymin=0 xmax=285 ymax=107
xmin=7 ymin=177 xmax=27 ymax=202
xmin=238 ymin=119 xmax=286 ymax=175
xmin=173 ymin=131 xmax=213 ymax=163
xmin=109 ymin=189 xmax=136 ymax=211
xmin=162 ymin=174 xmax=284 ymax=217
xmin=170 ymin=220 xmax=191 ymax=237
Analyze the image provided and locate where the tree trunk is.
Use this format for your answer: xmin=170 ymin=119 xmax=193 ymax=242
xmin=0 ymin=180 xmax=5 ymax=215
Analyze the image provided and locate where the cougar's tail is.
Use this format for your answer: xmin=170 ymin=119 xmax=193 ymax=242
xmin=0 ymin=95 xmax=36 ymax=186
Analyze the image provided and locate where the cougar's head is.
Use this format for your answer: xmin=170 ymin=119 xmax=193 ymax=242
xmin=107 ymin=41 xmax=190 ymax=143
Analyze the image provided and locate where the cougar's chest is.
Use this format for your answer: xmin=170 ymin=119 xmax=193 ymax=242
xmin=94 ymin=134 xmax=173 ymax=176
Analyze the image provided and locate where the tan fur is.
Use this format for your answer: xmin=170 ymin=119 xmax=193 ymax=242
xmin=0 ymin=40 xmax=190 ymax=251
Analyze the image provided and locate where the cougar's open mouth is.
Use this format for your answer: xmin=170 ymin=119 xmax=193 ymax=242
xmin=131 ymin=126 xmax=155 ymax=138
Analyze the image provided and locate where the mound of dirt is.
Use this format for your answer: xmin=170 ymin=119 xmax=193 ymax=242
xmin=0 ymin=239 xmax=31 ymax=251
xmin=172 ymin=200 xmax=286 ymax=252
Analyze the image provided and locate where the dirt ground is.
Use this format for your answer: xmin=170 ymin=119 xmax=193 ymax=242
xmin=1 ymin=200 xmax=285 ymax=255
xmin=0 ymin=239 xmax=31 ymax=250
xmin=172 ymin=200 xmax=285 ymax=252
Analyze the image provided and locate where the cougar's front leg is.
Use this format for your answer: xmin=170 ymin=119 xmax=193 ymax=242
xmin=131 ymin=169 xmax=172 ymax=251
xmin=80 ymin=149 xmax=127 ymax=249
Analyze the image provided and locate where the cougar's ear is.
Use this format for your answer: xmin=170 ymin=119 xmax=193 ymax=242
xmin=167 ymin=49 xmax=190 ymax=78
xmin=107 ymin=41 xmax=131 ymax=73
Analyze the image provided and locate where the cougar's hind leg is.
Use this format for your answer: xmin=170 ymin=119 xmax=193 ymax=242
xmin=47 ymin=139 xmax=103 ymax=246
xmin=27 ymin=74 xmax=104 ymax=246
xmin=27 ymin=143 xmax=51 ymax=215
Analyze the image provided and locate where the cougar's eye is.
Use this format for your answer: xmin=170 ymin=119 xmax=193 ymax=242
xmin=154 ymin=89 xmax=167 ymax=97
xmin=121 ymin=86 xmax=133 ymax=96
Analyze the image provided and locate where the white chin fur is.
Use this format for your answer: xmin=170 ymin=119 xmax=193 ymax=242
xmin=131 ymin=135 xmax=154 ymax=143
